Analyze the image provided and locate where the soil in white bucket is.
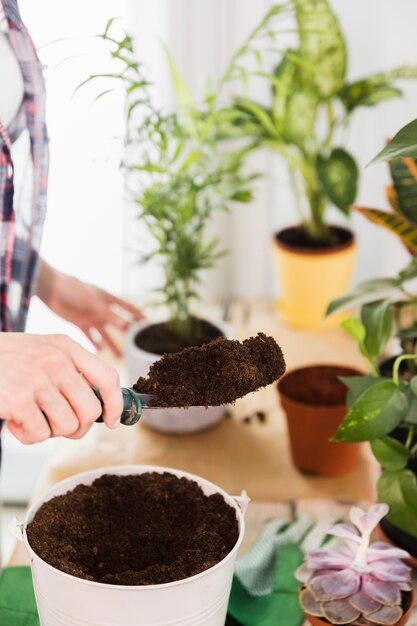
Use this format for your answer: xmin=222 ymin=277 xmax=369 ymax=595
xmin=21 ymin=466 xmax=247 ymax=626
xmin=27 ymin=472 xmax=238 ymax=585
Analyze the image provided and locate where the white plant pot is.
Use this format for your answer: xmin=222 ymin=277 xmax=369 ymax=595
xmin=124 ymin=318 xmax=233 ymax=434
xmin=16 ymin=464 xmax=248 ymax=626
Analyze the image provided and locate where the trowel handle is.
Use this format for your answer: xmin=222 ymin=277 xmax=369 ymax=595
xmin=93 ymin=387 xmax=143 ymax=426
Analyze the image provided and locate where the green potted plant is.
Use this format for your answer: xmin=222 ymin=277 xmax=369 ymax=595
xmin=219 ymin=0 xmax=417 ymax=327
xmin=328 ymin=273 xmax=417 ymax=559
xmin=86 ymin=22 xmax=255 ymax=433
xmin=297 ymin=504 xmax=414 ymax=625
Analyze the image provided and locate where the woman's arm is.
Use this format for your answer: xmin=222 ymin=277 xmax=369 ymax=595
xmin=36 ymin=260 xmax=144 ymax=356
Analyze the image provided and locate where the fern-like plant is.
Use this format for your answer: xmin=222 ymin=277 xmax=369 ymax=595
xmin=84 ymin=20 xmax=255 ymax=343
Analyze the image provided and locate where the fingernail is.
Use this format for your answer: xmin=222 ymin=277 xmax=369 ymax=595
xmin=110 ymin=417 xmax=121 ymax=430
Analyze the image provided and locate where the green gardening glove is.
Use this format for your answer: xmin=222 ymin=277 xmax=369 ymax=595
xmin=0 ymin=567 xmax=39 ymax=626
xmin=227 ymin=543 xmax=305 ymax=626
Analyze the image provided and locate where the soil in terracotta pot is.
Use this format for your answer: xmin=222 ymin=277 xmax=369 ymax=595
xmin=134 ymin=332 xmax=286 ymax=407
xmin=279 ymin=365 xmax=359 ymax=406
xmin=27 ymin=472 xmax=239 ymax=586
xmin=275 ymin=225 xmax=353 ymax=251
xmin=135 ymin=318 xmax=223 ymax=356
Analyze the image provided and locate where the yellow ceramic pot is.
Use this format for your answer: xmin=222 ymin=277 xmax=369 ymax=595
xmin=272 ymin=225 xmax=356 ymax=329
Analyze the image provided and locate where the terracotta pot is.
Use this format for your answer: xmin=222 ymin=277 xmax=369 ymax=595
xmin=272 ymin=225 xmax=356 ymax=329
xmin=277 ymin=365 xmax=362 ymax=476
xmin=376 ymin=521 xmax=417 ymax=569
xmin=305 ymin=589 xmax=414 ymax=626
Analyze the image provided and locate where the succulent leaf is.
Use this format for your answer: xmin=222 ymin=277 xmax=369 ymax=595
xmin=366 ymin=604 xmax=403 ymax=625
xmin=295 ymin=562 xmax=314 ymax=584
xmin=300 ymin=587 xmax=324 ymax=616
xmin=371 ymin=558 xmax=411 ymax=583
xmin=362 ymin=575 xmax=401 ymax=605
xmin=326 ymin=523 xmax=361 ymax=542
xmin=322 ymin=599 xmax=361 ymax=624
xmin=350 ymin=590 xmax=382 ymax=614
xmin=321 ymin=569 xmax=361 ymax=599
xmin=307 ymin=550 xmax=351 ymax=570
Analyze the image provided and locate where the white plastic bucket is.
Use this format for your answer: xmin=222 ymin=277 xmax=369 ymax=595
xmin=124 ymin=318 xmax=232 ymax=434
xmin=16 ymin=465 xmax=248 ymax=626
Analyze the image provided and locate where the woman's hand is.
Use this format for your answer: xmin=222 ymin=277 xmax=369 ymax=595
xmin=0 ymin=333 xmax=123 ymax=444
xmin=37 ymin=261 xmax=143 ymax=356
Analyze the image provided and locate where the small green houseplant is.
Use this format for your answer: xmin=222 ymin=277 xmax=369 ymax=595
xmin=297 ymin=504 xmax=414 ymax=625
xmin=218 ymin=0 xmax=417 ymax=327
xmin=327 ymin=260 xmax=417 ymax=554
xmin=85 ymin=20 xmax=254 ymax=348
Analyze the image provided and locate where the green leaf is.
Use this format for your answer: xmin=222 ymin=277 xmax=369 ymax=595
xmin=370 ymin=118 xmax=417 ymax=164
xmin=283 ymin=88 xmax=318 ymax=145
xmin=162 ymin=43 xmax=194 ymax=109
xmin=371 ymin=436 xmax=411 ymax=470
xmin=340 ymin=317 xmax=370 ymax=361
xmin=339 ymin=376 xmax=385 ymax=410
xmin=389 ymin=157 xmax=417 ymax=224
xmin=340 ymin=67 xmax=417 ymax=113
xmin=316 ymin=148 xmax=358 ymax=213
xmin=334 ymin=381 xmax=409 ymax=442
xmin=361 ymin=300 xmax=392 ymax=361
xmin=378 ymin=468 xmax=417 ymax=537
xmin=341 ymin=317 xmax=366 ymax=344
xmin=295 ymin=0 xmax=347 ymax=98
xmin=354 ymin=206 xmax=417 ymax=252
xmin=234 ymin=98 xmax=279 ymax=139
xmin=326 ymin=277 xmax=400 ymax=315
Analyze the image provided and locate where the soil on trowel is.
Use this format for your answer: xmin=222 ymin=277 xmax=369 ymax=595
xmin=134 ymin=332 xmax=286 ymax=407
xmin=27 ymin=472 xmax=239 ymax=586
xmin=135 ymin=318 xmax=223 ymax=356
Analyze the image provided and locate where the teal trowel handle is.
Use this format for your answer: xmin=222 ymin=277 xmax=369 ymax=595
xmin=93 ymin=387 xmax=143 ymax=426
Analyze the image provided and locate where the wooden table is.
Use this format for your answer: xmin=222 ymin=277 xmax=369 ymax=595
xmin=27 ymin=299 xmax=378 ymax=502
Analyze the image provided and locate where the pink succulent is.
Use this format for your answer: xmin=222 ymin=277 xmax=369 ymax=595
xmin=296 ymin=504 xmax=412 ymax=625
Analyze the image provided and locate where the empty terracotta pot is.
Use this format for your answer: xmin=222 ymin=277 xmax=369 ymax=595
xmin=277 ymin=365 xmax=363 ymax=477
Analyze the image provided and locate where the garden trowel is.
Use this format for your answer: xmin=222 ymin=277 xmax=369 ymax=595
xmin=93 ymin=386 xmax=154 ymax=426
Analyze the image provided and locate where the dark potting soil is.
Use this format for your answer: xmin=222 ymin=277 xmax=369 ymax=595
xmin=27 ymin=472 xmax=239 ymax=586
xmin=134 ymin=333 xmax=286 ymax=407
xmin=135 ymin=319 xmax=223 ymax=356
xmin=380 ymin=518 xmax=417 ymax=558
xmin=279 ymin=365 xmax=360 ymax=406
xmin=275 ymin=225 xmax=353 ymax=251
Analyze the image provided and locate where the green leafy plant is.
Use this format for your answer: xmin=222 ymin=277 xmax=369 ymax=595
xmin=354 ymin=156 xmax=417 ymax=252
xmin=85 ymin=20 xmax=255 ymax=343
xmin=328 ymin=255 xmax=417 ymax=357
xmin=218 ymin=0 xmax=417 ymax=243
xmin=371 ymin=118 xmax=417 ymax=164
xmin=327 ymin=257 xmax=417 ymax=537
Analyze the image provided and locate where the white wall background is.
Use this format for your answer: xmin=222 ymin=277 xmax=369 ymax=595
xmin=125 ymin=0 xmax=417 ymax=301
xmin=16 ymin=0 xmax=417 ymax=317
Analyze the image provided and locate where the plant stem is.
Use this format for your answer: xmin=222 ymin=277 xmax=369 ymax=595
xmin=393 ymin=354 xmax=417 ymax=385
xmin=405 ymin=426 xmax=414 ymax=450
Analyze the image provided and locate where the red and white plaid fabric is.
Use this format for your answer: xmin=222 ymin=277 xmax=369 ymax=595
xmin=0 ymin=0 xmax=49 ymax=331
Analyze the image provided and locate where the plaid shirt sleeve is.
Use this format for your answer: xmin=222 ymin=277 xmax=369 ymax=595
xmin=0 ymin=0 xmax=49 ymax=332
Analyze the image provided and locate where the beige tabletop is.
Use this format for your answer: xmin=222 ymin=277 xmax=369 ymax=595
xmin=35 ymin=298 xmax=377 ymax=502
